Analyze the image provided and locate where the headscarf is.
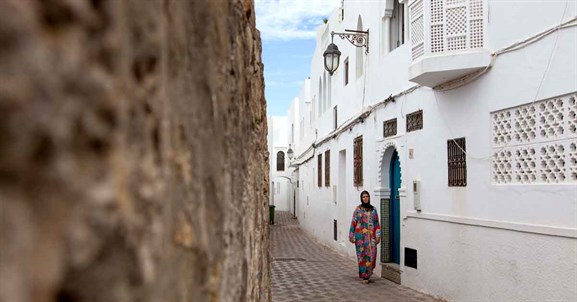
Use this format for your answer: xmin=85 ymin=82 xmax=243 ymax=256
xmin=359 ymin=190 xmax=374 ymax=210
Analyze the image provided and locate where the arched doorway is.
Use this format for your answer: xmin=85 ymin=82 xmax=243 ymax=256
xmin=378 ymin=144 xmax=402 ymax=284
xmin=389 ymin=150 xmax=401 ymax=264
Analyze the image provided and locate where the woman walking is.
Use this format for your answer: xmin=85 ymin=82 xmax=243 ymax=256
xmin=349 ymin=190 xmax=381 ymax=283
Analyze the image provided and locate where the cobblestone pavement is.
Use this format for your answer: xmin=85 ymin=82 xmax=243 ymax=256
xmin=271 ymin=211 xmax=442 ymax=302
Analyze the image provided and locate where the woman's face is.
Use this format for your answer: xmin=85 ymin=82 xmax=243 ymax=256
xmin=361 ymin=194 xmax=370 ymax=203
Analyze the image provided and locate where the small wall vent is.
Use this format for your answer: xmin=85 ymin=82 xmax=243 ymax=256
xmin=333 ymin=219 xmax=338 ymax=241
xmin=405 ymin=247 xmax=417 ymax=269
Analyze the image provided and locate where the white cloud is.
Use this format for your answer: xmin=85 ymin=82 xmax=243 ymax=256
xmin=255 ymin=0 xmax=341 ymax=41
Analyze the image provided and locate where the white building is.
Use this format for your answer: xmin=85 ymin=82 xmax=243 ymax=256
xmin=267 ymin=116 xmax=292 ymax=213
xmin=270 ymin=0 xmax=577 ymax=301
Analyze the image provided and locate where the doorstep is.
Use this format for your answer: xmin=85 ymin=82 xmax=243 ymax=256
xmin=381 ymin=262 xmax=401 ymax=284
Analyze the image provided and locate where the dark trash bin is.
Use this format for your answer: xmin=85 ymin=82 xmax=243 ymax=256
xmin=269 ymin=205 xmax=276 ymax=225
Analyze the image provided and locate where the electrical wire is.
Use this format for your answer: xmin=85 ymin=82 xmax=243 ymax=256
xmin=435 ymin=14 xmax=576 ymax=91
xmin=292 ymin=1 xmax=573 ymax=165
xmin=437 ymin=0 xmax=572 ymax=160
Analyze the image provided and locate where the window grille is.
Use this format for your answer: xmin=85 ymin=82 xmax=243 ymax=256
xmin=276 ymin=151 xmax=285 ymax=171
xmin=448 ymin=138 xmax=467 ymax=186
xmin=318 ymin=154 xmax=322 ymax=187
xmin=325 ymin=150 xmax=331 ymax=187
xmin=406 ymin=110 xmax=423 ymax=132
xmin=384 ymin=118 xmax=397 ymax=138
xmin=354 ymin=136 xmax=363 ymax=186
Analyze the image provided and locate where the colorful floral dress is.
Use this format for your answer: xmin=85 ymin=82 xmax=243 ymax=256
xmin=349 ymin=205 xmax=381 ymax=280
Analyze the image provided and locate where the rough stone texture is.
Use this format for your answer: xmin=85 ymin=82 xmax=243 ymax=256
xmin=0 ymin=0 xmax=270 ymax=301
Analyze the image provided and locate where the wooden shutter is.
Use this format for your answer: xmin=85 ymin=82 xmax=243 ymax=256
xmin=325 ymin=150 xmax=330 ymax=187
xmin=353 ymin=136 xmax=363 ymax=186
xmin=318 ymin=154 xmax=322 ymax=187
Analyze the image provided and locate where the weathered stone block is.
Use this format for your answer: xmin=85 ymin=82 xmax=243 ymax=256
xmin=0 ymin=0 xmax=270 ymax=301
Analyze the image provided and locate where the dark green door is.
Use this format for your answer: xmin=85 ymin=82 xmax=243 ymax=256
xmin=389 ymin=150 xmax=401 ymax=264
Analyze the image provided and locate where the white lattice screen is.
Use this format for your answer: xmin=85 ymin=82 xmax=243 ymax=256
xmin=492 ymin=93 xmax=577 ymax=184
xmin=410 ymin=0 xmax=425 ymax=59
xmin=410 ymin=0 xmax=485 ymax=59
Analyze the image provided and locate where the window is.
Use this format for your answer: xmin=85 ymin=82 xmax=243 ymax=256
xmin=323 ymin=73 xmax=327 ymax=112
xmin=333 ymin=106 xmax=338 ymax=130
xmin=276 ymin=151 xmax=285 ymax=171
xmin=328 ymin=72 xmax=332 ymax=109
xmin=344 ymin=57 xmax=349 ymax=85
xmin=300 ymin=118 xmax=304 ymax=139
xmin=355 ymin=15 xmax=364 ymax=78
xmin=390 ymin=0 xmax=405 ymax=51
xmin=447 ymin=138 xmax=467 ymax=186
xmin=291 ymin=123 xmax=294 ymax=145
xmin=353 ymin=136 xmax=363 ymax=186
xmin=410 ymin=0 xmax=485 ymax=60
xmin=325 ymin=150 xmax=331 ymax=187
xmin=318 ymin=154 xmax=323 ymax=187
xmin=406 ymin=110 xmax=423 ymax=132
xmin=356 ymin=16 xmax=364 ymax=78
xmin=334 ymin=219 xmax=338 ymax=241
xmin=311 ymin=96 xmax=315 ymax=124
xmin=383 ymin=118 xmax=397 ymax=137
xmin=318 ymin=79 xmax=322 ymax=116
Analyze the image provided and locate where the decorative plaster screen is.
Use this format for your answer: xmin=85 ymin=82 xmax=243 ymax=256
xmin=411 ymin=0 xmax=485 ymax=59
xmin=384 ymin=118 xmax=398 ymax=138
xmin=410 ymin=0 xmax=425 ymax=59
xmin=406 ymin=110 xmax=424 ymax=132
xmin=492 ymin=93 xmax=577 ymax=184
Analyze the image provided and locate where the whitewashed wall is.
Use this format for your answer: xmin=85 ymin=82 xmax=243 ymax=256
xmin=288 ymin=0 xmax=577 ymax=301
xmin=268 ymin=116 xmax=292 ymax=211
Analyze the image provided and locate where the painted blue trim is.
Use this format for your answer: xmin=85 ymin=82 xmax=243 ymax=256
xmin=389 ymin=150 xmax=401 ymax=264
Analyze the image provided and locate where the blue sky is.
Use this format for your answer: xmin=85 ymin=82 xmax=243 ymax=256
xmin=255 ymin=0 xmax=340 ymax=117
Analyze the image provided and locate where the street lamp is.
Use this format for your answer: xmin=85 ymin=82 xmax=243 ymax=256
xmin=287 ymin=145 xmax=294 ymax=161
xmin=323 ymin=41 xmax=341 ymax=76
xmin=323 ymin=29 xmax=369 ymax=75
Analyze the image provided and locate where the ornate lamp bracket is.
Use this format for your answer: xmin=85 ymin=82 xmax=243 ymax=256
xmin=331 ymin=29 xmax=369 ymax=54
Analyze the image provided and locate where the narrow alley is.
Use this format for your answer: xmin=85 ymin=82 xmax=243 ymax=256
xmin=271 ymin=211 xmax=441 ymax=302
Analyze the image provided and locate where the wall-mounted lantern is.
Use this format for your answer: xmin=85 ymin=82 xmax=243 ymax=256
xmin=323 ymin=29 xmax=369 ymax=75
xmin=287 ymin=144 xmax=294 ymax=161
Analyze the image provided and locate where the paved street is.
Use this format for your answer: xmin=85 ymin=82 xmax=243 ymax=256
xmin=270 ymin=211 xmax=442 ymax=302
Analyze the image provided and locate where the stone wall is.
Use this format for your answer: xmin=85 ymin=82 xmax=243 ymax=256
xmin=0 ymin=0 xmax=270 ymax=301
